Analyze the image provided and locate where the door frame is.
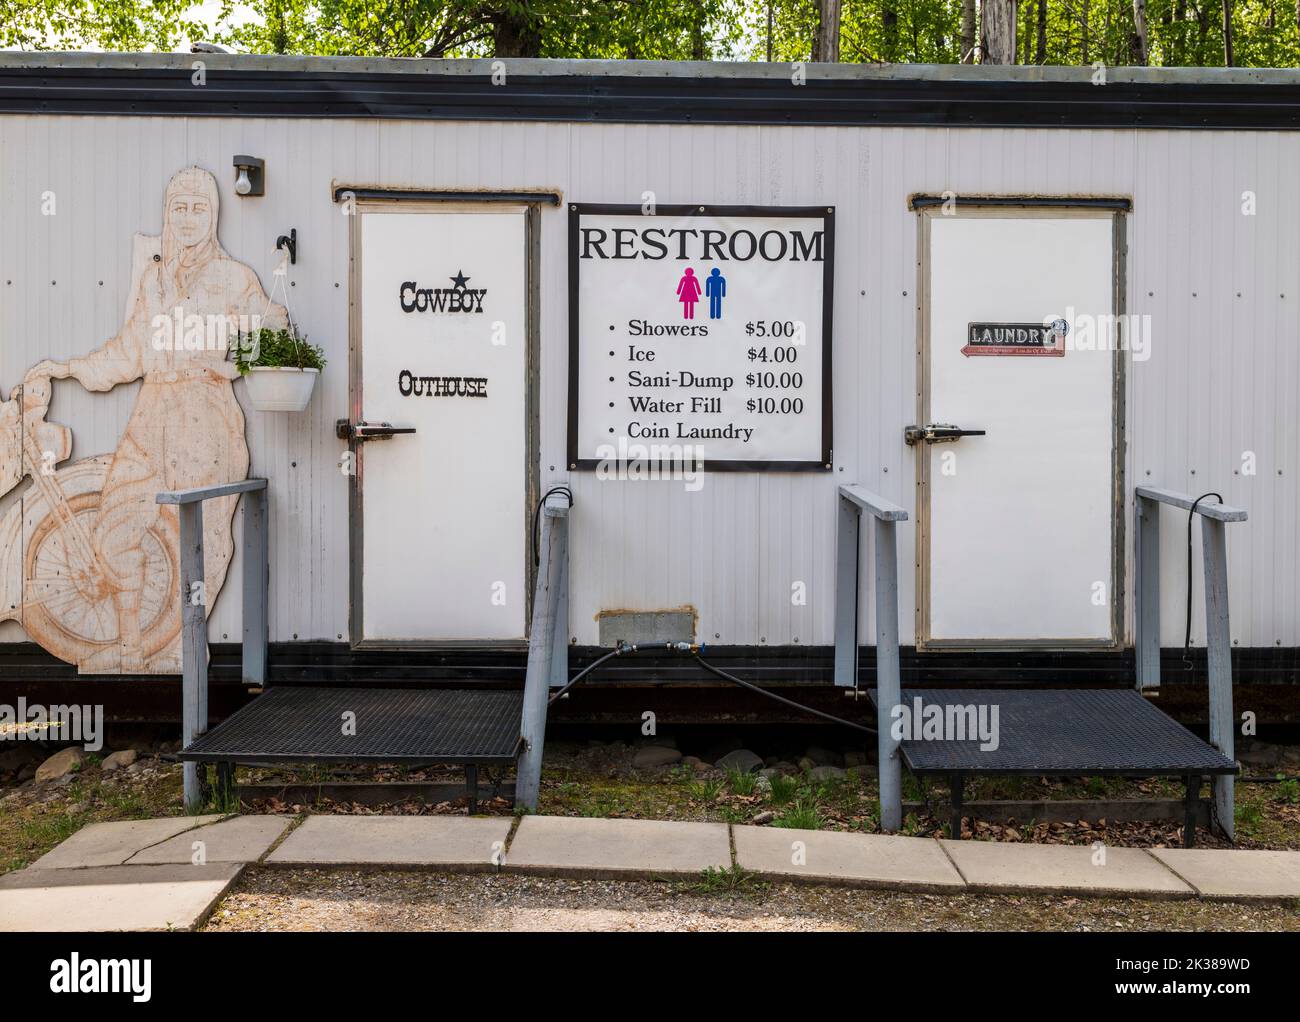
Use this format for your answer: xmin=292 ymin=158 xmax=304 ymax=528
xmin=911 ymin=198 xmax=1129 ymax=652
xmin=345 ymin=196 xmax=544 ymax=650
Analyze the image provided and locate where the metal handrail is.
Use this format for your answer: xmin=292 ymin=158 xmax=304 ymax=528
xmin=834 ymin=484 xmax=908 ymax=831
xmin=157 ymin=478 xmax=269 ymax=812
xmin=1134 ymin=484 xmax=1247 ymax=839
xmin=516 ymin=492 xmax=570 ymax=810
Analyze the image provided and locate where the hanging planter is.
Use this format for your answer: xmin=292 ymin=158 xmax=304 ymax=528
xmin=235 ymin=327 xmax=326 ymax=413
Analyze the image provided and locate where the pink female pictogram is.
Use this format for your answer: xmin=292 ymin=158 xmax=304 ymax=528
xmin=676 ymin=267 xmax=702 ymax=319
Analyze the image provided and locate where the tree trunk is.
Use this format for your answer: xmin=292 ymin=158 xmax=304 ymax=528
xmin=1222 ymin=0 xmax=1234 ymax=64
xmin=1036 ymin=0 xmax=1047 ymax=61
xmin=812 ymin=0 xmax=842 ymax=61
xmin=1132 ymin=0 xmax=1150 ymax=63
xmin=493 ymin=6 xmax=542 ymax=58
xmin=962 ymin=0 xmax=977 ymax=61
xmin=981 ymin=0 xmax=1018 ymax=63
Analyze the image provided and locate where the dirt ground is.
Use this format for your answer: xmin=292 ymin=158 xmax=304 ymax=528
xmin=204 ymin=868 xmax=1300 ymax=932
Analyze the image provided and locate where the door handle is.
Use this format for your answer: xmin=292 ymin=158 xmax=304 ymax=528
xmin=335 ymin=419 xmax=417 ymax=442
xmin=904 ymin=423 xmax=987 ymax=446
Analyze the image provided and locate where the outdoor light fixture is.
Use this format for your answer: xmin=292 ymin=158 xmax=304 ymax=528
xmin=232 ymin=155 xmax=265 ymax=197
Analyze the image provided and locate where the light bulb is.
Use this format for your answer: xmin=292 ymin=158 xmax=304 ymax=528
xmin=235 ymin=167 xmax=252 ymax=195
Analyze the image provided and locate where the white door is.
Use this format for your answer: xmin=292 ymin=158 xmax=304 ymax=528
xmin=355 ymin=207 xmax=528 ymax=643
xmin=920 ymin=210 xmax=1118 ymax=647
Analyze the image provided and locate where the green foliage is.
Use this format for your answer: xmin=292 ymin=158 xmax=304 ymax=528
xmin=767 ymin=773 xmax=800 ymax=806
xmin=1 ymin=1 xmax=1296 ymax=68
xmin=725 ymin=765 xmax=758 ymax=795
xmin=1273 ymin=776 xmax=1299 ymax=804
xmin=234 ymin=328 xmax=326 ymax=374
xmin=772 ymin=797 xmax=821 ymax=829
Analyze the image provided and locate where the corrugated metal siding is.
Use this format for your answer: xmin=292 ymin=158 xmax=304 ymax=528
xmin=0 ymin=116 xmax=1296 ymax=650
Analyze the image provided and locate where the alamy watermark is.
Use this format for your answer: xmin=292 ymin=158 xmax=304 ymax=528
xmin=594 ymin=437 xmax=705 ymax=492
xmin=890 ymin=697 xmax=1000 ymax=752
xmin=0 ymin=699 xmax=103 ymax=751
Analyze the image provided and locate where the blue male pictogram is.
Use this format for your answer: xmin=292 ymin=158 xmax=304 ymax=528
xmin=704 ymin=267 xmax=726 ymax=320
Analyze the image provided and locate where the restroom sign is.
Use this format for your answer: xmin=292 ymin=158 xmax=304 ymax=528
xmin=568 ymin=204 xmax=833 ymax=471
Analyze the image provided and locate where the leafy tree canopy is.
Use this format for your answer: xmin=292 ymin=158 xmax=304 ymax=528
xmin=2 ymin=0 xmax=1297 ymax=67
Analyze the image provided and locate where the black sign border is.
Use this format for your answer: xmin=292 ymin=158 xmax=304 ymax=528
xmin=567 ymin=203 xmax=834 ymax=473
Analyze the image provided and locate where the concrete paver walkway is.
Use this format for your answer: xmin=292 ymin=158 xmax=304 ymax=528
xmin=1149 ymin=847 xmax=1300 ymax=900
xmin=504 ymin=816 xmax=731 ymax=879
xmin=735 ymin=826 xmax=964 ymax=890
xmin=0 ymin=864 xmax=243 ymax=932
xmin=3 ymin=812 xmax=1298 ymax=931
xmin=267 ymin=815 xmax=511 ymax=869
xmin=940 ymin=839 xmax=1194 ymax=898
xmin=31 ymin=815 xmax=226 ymax=869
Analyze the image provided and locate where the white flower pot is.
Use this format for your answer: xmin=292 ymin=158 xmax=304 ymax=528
xmin=244 ymin=367 xmax=319 ymax=412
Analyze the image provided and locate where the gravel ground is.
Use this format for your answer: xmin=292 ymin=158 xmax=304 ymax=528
xmin=204 ymin=868 xmax=1300 ymax=932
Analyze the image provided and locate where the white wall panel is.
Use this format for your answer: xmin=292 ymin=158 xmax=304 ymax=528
xmin=1 ymin=115 xmax=1296 ymax=651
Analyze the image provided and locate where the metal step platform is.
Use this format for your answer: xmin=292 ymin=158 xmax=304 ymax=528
xmin=180 ymin=686 xmax=524 ymax=813
xmin=879 ymin=688 xmax=1238 ymax=846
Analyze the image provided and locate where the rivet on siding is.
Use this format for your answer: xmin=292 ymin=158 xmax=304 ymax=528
xmin=293 ymin=633 xmax=299 ymax=640
xmin=714 ymin=633 xmax=720 ymax=639
xmin=291 ymin=461 xmax=297 ymax=468
xmin=290 ymin=281 xmax=296 ymax=287
xmin=335 ymin=283 xmax=340 ymax=288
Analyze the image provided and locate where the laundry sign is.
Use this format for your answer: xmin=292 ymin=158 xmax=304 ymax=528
xmin=568 ymin=204 xmax=833 ymax=470
xmin=962 ymin=319 xmax=1068 ymax=357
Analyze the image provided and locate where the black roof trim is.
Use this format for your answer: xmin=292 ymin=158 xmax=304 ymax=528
xmin=3 ymin=64 xmax=1300 ymax=129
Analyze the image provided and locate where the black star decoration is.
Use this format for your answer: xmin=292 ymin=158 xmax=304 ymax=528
xmin=449 ymin=270 xmax=470 ymax=290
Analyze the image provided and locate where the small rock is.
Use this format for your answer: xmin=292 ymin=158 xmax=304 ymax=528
xmin=35 ymin=747 xmax=85 ymax=783
xmin=797 ymin=757 xmax=816 ymax=772
xmin=101 ymin=749 xmax=139 ymax=772
xmin=16 ymin=764 xmax=36 ymax=782
xmin=808 ymin=765 xmax=846 ymax=781
xmin=843 ymin=750 xmax=868 ymax=768
xmin=715 ymin=749 xmax=763 ymax=774
xmin=679 ymin=756 xmax=705 ymax=770
xmin=751 ymin=811 xmax=775 ymax=825
xmin=804 ymin=745 xmax=841 ymax=767
xmin=771 ymin=761 xmax=798 ymax=775
xmin=758 ymin=767 xmax=779 ymax=779
xmin=126 ymin=762 xmax=145 ymax=775
xmin=754 ymin=774 xmax=772 ymax=793
xmin=632 ymin=745 xmax=682 ymax=768
xmin=67 ymin=802 xmax=88 ymax=814
xmin=1005 ymin=827 xmax=1022 ymax=841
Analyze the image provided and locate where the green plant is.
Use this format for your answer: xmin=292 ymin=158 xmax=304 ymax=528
xmin=690 ymin=778 xmax=724 ymax=802
xmin=773 ymin=798 xmax=821 ymax=830
xmin=725 ymin=766 xmax=757 ymax=796
xmin=234 ymin=327 xmax=326 ymax=374
xmin=1273 ymin=776 xmax=1299 ymax=805
xmin=689 ymin=864 xmax=768 ymax=897
xmin=767 ymin=774 xmax=799 ymax=806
